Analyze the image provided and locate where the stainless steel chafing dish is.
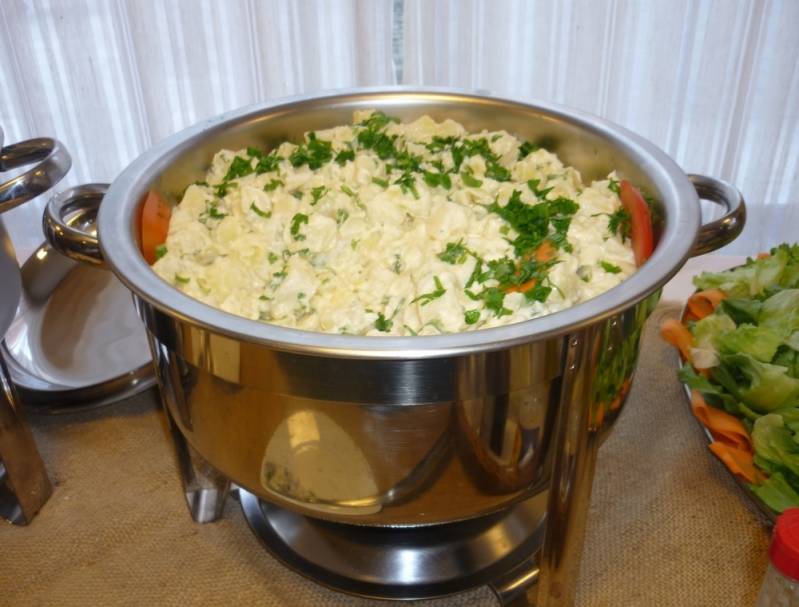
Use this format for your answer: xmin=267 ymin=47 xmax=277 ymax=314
xmin=43 ymin=88 xmax=745 ymax=605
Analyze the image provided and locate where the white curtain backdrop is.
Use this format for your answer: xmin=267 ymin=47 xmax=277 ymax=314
xmin=2 ymin=0 xmax=797 ymax=258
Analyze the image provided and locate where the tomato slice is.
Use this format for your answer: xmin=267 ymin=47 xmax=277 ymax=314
xmin=139 ymin=190 xmax=172 ymax=265
xmin=619 ymin=179 xmax=654 ymax=266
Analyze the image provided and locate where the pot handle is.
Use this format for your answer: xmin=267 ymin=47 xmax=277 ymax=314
xmin=42 ymin=183 xmax=108 ymax=267
xmin=687 ymin=174 xmax=746 ymax=256
xmin=0 ymin=138 xmax=72 ymax=213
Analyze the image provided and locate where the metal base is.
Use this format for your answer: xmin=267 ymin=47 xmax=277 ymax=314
xmin=239 ymin=489 xmax=546 ymax=605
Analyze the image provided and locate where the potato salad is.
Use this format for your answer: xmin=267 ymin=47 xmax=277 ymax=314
xmin=152 ymin=111 xmax=638 ymax=336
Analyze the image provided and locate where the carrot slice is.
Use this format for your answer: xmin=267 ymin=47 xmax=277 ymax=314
xmin=757 ymin=252 xmax=771 ymax=260
xmin=140 ymin=190 xmax=171 ymax=265
xmin=506 ymin=279 xmax=537 ymax=294
xmin=660 ymin=318 xmax=694 ymax=362
xmin=690 ymin=389 xmax=752 ymax=452
xmin=708 ymin=441 xmax=766 ymax=484
xmin=685 ymin=289 xmax=727 ymax=322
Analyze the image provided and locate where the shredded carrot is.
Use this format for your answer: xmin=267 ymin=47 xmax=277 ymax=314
xmin=534 ymin=240 xmax=556 ymax=263
xmin=685 ymin=289 xmax=727 ymax=322
xmin=708 ymin=441 xmax=766 ymax=484
xmin=660 ymin=318 xmax=694 ymax=362
xmin=506 ymin=279 xmax=537 ymax=294
xmin=690 ymin=389 xmax=752 ymax=452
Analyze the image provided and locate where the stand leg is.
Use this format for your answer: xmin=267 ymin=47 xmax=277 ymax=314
xmin=163 ymin=404 xmax=231 ymax=523
xmin=146 ymin=331 xmax=230 ymax=523
xmin=0 ymin=353 xmax=52 ymax=525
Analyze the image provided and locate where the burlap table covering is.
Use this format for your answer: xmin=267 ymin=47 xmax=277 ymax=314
xmin=0 ymin=304 xmax=771 ymax=606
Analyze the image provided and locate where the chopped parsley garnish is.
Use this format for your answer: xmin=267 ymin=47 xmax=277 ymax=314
xmin=392 ymin=254 xmax=402 ymax=274
xmin=391 ymin=150 xmax=423 ymax=173
xmin=289 ymin=132 xmax=333 ymax=169
xmin=518 ymin=141 xmax=539 ymax=159
xmin=263 ymin=179 xmax=283 ymax=192
xmin=374 ymin=313 xmax=393 ymax=332
xmin=358 ymin=111 xmax=397 ymax=131
xmin=438 ymin=240 xmax=470 ymax=265
xmin=290 ymin=213 xmax=309 ymax=240
xmin=268 ymin=252 xmax=279 ymax=263
xmin=254 ymin=152 xmax=281 ymax=174
xmin=340 ymin=184 xmax=357 ymax=198
xmin=423 ymin=170 xmax=451 ymax=190
xmin=247 ymin=146 xmax=263 ymax=158
xmin=485 ymin=161 xmax=511 ymax=182
xmin=394 ymin=172 xmax=419 ymax=199
xmin=213 ymin=182 xmax=231 ymax=198
xmin=224 ymin=156 xmax=254 ymax=181
xmin=154 ymin=244 xmax=167 ymax=260
xmin=606 ymin=208 xmax=631 ymax=242
xmin=250 ymin=202 xmax=271 ymax=218
xmin=291 ymin=190 xmax=303 ymax=199
xmin=207 ymin=204 xmax=227 ymax=219
xmin=371 ymin=176 xmax=389 ymax=188
xmin=607 ymin=178 xmax=621 ymax=195
xmin=527 ymin=178 xmax=553 ymax=200
xmin=174 ymin=274 xmax=190 ymax=285
xmin=335 ymin=209 xmax=349 ymax=225
xmin=335 ymin=148 xmax=355 ymax=165
xmin=600 ymin=261 xmax=622 ymax=274
xmin=464 ymin=309 xmax=480 ymax=325
xmin=461 ymin=171 xmax=483 ymax=188
xmin=412 ymin=276 xmax=446 ymax=306
xmin=487 ymin=190 xmax=577 ymax=257
xmin=310 ymin=185 xmax=329 ymax=205
xmin=465 ymin=286 xmax=512 ymax=317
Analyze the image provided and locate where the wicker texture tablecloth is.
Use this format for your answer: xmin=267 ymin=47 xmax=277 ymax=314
xmin=0 ymin=303 xmax=770 ymax=606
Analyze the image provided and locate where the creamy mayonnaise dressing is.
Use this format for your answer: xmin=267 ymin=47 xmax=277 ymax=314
xmin=153 ymin=111 xmax=636 ymax=336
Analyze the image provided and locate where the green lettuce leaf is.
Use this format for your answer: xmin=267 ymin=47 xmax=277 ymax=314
xmin=715 ymin=353 xmax=799 ymax=412
xmin=720 ymin=298 xmax=762 ymax=325
xmin=750 ymin=472 xmax=799 ymax=513
xmin=760 ymin=289 xmax=799 ymax=338
xmin=715 ymin=324 xmax=783 ymax=363
xmin=693 ymin=250 xmax=788 ymax=297
xmin=751 ymin=414 xmax=799 ymax=478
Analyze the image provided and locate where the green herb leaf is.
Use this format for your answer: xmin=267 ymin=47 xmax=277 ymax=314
xmin=310 ymin=185 xmax=329 ymax=205
xmin=600 ymin=261 xmax=622 ymax=274
xmin=607 ymin=208 xmax=631 ymax=242
xmin=375 ymin=313 xmax=393 ymax=332
xmin=268 ymin=252 xmax=279 ymax=263
xmin=335 ymin=148 xmax=355 ymax=165
xmin=371 ymin=176 xmax=389 ymax=188
xmin=263 ymin=179 xmax=283 ymax=192
xmin=518 ymin=141 xmax=539 ymax=159
xmin=464 ymin=309 xmax=480 ymax=325
xmin=394 ymin=172 xmax=419 ymax=199
xmin=255 ymin=152 xmax=281 ymax=174
xmin=340 ymin=184 xmax=357 ymax=198
xmin=155 ymin=244 xmax=168 ymax=260
xmin=423 ymin=170 xmax=452 ymax=190
xmin=289 ymin=132 xmax=333 ymax=169
xmin=438 ymin=240 xmax=470 ymax=265
xmin=290 ymin=213 xmax=309 ymax=241
xmin=412 ymin=276 xmax=446 ymax=306
xmin=527 ymin=178 xmax=554 ymax=200
xmin=250 ymin=202 xmax=271 ymax=218
xmin=224 ymin=156 xmax=255 ymax=181
xmin=485 ymin=161 xmax=511 ymax=182
xmin=335 ymin=208 xmax=349 ymax=226
xmin=174 ymin=274 xmax=190 ymax=285
xmin=608 ymin=178 xmax=621 ymax=195
xmin=207 ymin=204 xmax=227 ymax=219
xmin=461 ymin=171 xmax=483 ymax=188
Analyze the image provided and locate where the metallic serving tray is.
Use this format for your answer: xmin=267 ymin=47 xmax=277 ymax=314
xmin=2 ymin=242 xmax=155 ymax=411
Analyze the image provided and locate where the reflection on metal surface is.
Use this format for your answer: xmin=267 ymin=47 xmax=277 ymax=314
xmin=0 ymin=136 xmax=71 ymax=214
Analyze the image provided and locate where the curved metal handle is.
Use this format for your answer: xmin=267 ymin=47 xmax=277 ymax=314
xmin=43 ymin=183 xmax=108 ymax=267
xmin=0 ymin=138 xmax=72 ymax=213
xmin=688 ymin=173 xmax=746 ymax=256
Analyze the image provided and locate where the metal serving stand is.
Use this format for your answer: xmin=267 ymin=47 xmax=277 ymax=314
xmin=0 ymin=129 xmax=71 ymax=524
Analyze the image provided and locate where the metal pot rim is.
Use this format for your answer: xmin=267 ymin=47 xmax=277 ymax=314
xmin=98 ymin=86 xmax=699 ymax=360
